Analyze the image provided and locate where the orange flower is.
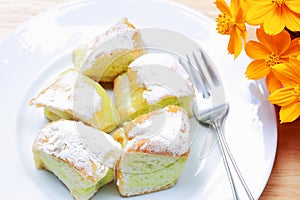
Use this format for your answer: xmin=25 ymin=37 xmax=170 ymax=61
xmin=246 ymin=0 xmax=300 ymax=35
xmin=268 ymin=61 xmax=300 ymax=123
xmin=215 ymin=0 xmax=247 ymax=59
xmin=245 ymin=28 xmax=300 ymax=92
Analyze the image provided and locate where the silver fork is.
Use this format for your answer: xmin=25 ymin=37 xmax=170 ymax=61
xmin=180 ymin=48 xmax=255 ymax=200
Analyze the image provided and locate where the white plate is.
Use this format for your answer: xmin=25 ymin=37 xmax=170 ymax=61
xmin=0 ymin=0 xmax=277 ymax=199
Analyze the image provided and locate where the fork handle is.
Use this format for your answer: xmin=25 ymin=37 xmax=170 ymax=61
xmin=212 ymin=122 xmax=255 ymax=200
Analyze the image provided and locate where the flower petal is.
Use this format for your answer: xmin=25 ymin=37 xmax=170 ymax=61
xmin=235 ymin=6 xmax=246 ymax=23
xmin=245 ymin=40 xmax=270 ymax=59
xmin=281 ymin=38 xmax=300 ymax=57
xmin=274 ymin=31 xmax=293 ymax=55
xmin=284 ymin=11 xmax=300 ymax=32
xmin=271 ymin=63 xmax=300 ymax=86
xmin=268 ymin=86 xmax=297 ymax=106
xmin=285 ymin=58 xmax=300 ymax=83
xmin=215 ymin=0 xmax=232 ymax=17
xmin=266 ymin=72 xmax=282 ymax=92
xmin=285 ymin=0 xmax=300 ymax=14
xmin=255 ymin=28 xmax=273 ymax=52
xmin=228 ymin=26 xmax=242 ymax=59
xmin=246 ymin=59 xmax=270 ymax=79
xmin=231 ymin=0 xmax=240 ymax=12
xmin=263 ymin=8 xmax=286 ymax=35
xmin=279 ymin=103 xmax=300 ymax=123
xmin=270 ymin=30 xmax=291 ymax=54
xmin=256 ymin=28 xmax=291 ymax=54
xmin=288 ymin=57 xmax=300 ymax=73
xmin=237 ymin=23 xmax=248 ymax=42
xmin=246 ymin=2 xmax=275 ymax=25
xmin=272 ymin=58 xmax=300 ymax=86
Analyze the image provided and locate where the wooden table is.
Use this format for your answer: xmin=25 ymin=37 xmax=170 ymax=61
xmin=1 ymin=0 xmax=299 ymax=199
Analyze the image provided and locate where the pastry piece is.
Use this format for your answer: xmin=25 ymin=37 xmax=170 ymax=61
xmin=30 ymin=68 xmax=119 ymax=132
xmin=32 ymin=120 xmax=122 ymax=200
xmin=113 ymin=105 xmax=192 ymax=197
xmin=114 ymin=53 xmax=195 ymax=123
xmin=73 ymin=18 xmax=145 ymax=82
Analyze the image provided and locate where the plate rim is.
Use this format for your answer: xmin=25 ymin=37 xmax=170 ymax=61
xmin=1 ymin=0 xmax=277 ymax=199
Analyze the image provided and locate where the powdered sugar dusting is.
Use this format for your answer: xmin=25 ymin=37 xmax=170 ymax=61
xmin=125 ymin=106 xmax=191 ymax=156
xmin=34 ymin=120 xmax=122 ymax=180
xmin=82 ymin=18 xmax=137 ymax=71
xmin=128 ymin=53 xmax=194 ymax=104
xmin=30 ymin=69 xmax=102 ymax=120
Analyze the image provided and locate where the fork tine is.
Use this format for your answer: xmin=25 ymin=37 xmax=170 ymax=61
xmin=178 ymin=58 xmax=198 ymax=92
xmin=179 ymin=57 xmax=202 ymax=95
xmin=186 ymin=54 xmax=210 ymax=99
xmin=191 ymin=52 xmax=212 ymax=96
xmin=178 ymin=57 xmax=197 ymax=88
xmin=197 ymin=47 xmax=220 ymax=87
xmin=192 ymin=51 xmax=214 ymax=91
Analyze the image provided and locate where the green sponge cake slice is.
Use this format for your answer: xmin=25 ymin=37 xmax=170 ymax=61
xmin=72 ymin=18 xmax=145 ymax=83
xmin=30 ymin=68 xmax=120 ymax=132
xmin=114 ymin=53 xmax=195 ymax=123
xmin=32 ymin=120 xmax=122 ymax=200
xmin=113 ymin=105 xmax=193 ymax=196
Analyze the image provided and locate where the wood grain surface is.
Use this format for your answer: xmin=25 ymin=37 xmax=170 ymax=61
xmin=1 ymin=0 xmax=300 ymax=199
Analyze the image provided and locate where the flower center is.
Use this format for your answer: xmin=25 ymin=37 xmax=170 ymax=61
xmin=217 ymin=13 xmax=233 ymax=35
xmin=265 ymin=53 xmax=281 ymax=67
xmin=273 ymin=0 xmax=285 ymax=7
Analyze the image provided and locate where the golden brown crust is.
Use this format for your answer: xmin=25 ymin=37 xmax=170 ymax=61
xmin=122 ymin=18 xmax=136 ymax=29
xmin=115 ymin=106 xmax=190 ymax=157
xmin=113 ymin=129 xmax=128 ymax=148
xmin=127 ymin=148 xmax=190 ymax=158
